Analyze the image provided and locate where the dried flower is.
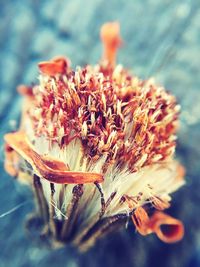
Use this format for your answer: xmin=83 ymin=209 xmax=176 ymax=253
xmin=4 ymin=22 xmax=185 ymax=252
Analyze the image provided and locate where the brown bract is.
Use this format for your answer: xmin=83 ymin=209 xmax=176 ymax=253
xmin=4 ymin=131 xmax=103 ymax=184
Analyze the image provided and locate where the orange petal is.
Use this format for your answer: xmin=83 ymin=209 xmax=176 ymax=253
xmin=38 ymin=56 xmax=69 ymax=76
xmin=132 ymin=208 xmax=184 ymax=243
xmin=147 ymin=211 xmax=184 ymax=243
xmin=100 ymin=22 xmax=122 ymax=66
xmin=4 ymin=131 xmax=103 ymax=184
xmin=132 ymin=207 xmax=151 ymax=235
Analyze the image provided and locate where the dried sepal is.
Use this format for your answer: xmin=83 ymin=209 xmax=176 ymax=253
xmin=4 ymin=131 xmax=103 ymax=184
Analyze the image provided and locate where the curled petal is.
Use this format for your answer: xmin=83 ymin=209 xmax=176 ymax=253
xmin=132 ymin=208 xmax=184 ymax=243
xmin=100 ymin=22 xmax=122 ymax=66
xmin=4 ymin=131 xmax=103 ymax=184
xmin=147 ymin=211 xmax=184 ymax=243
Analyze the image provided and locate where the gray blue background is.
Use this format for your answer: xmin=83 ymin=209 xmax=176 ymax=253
xmin=0 ymin=0 xmax=200 ymax=266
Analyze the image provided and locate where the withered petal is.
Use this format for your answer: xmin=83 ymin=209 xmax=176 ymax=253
xmin=132 ymin=208 xmax=184 ymax=243
xmin=4 ymin=131 xmax=103 ymax=184
xmin=38 ymin=57 xmax=67 ymax=76
xmin=132 ymin=207 xmax=152 ymax=235
xmin=148 ymin=211 xmax=184 ymax=243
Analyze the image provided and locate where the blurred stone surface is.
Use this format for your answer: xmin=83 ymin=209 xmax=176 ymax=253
xmin=0 ymin=0 xmax=200 ymax=266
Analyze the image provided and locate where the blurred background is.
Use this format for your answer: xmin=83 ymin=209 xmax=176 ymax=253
xmin=0 ymin=0 xmax=200 ymax=266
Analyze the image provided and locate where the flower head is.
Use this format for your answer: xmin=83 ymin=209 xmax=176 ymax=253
xmin=4 ymin=22 xmax=185 ymax=251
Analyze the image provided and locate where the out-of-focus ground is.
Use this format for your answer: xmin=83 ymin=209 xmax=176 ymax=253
xmin=0 ymin=0 xmax=200 ymax=266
